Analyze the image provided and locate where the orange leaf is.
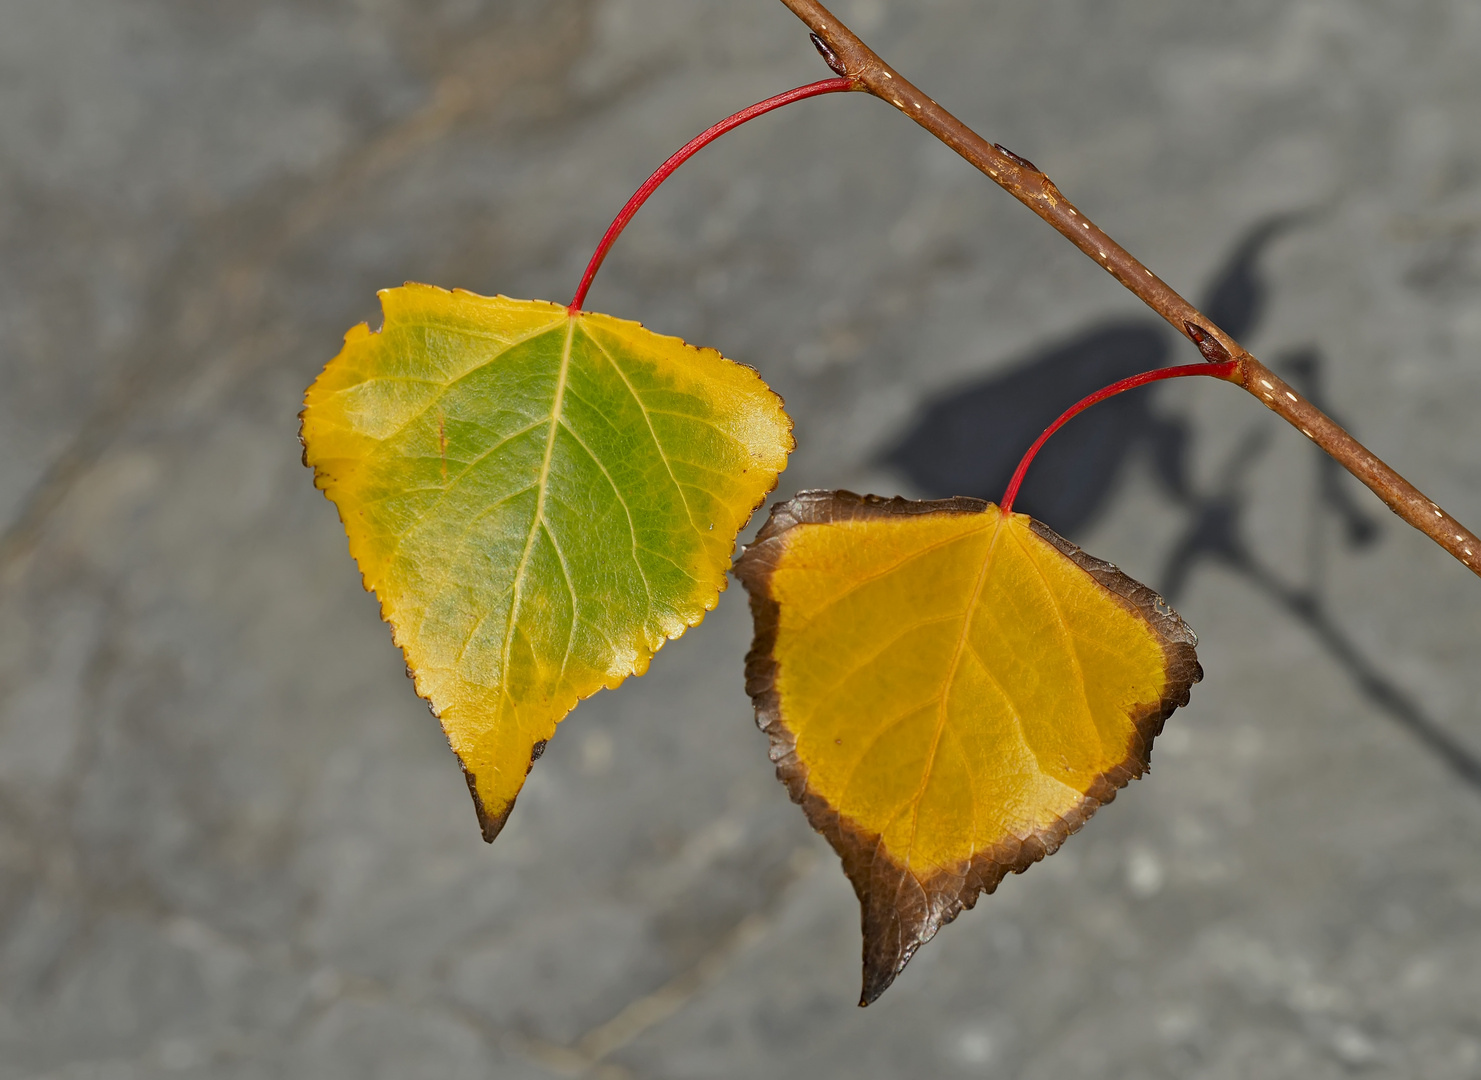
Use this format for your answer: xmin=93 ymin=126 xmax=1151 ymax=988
xmin=734 ymin=491 xmax=1202 ymax=1004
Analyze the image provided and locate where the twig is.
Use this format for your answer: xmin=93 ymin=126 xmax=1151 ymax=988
xmin=776 ymin=0 xmax=1481 ymax=579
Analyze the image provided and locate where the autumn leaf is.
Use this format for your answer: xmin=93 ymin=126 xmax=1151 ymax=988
xmin=734 ymin=490 xmax=1201 ymax=1004
xmin=302 ymin=284 xmax=792 ymax=839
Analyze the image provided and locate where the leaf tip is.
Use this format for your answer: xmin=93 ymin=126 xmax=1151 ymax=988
xmin=460 ymin=738 xmax=550 ymax=843
xmin=461 ymin=766 xmax=509 ymax=844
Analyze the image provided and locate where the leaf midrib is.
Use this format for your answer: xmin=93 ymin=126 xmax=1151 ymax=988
xmin=897 ymin=513 xmax=1007 ymax=872
xmin=496 ymin=318 xmax=576 ymax=720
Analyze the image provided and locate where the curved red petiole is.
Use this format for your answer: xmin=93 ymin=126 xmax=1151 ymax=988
xmin=569 ymin=77 xmax=856 ymax=312
xmin=999 ymin=360 xmax=1240 ymax=517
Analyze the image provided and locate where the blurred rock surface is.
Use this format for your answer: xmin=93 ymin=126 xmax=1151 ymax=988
xmin=1 ymin=0 xmax=1479 ymax=1076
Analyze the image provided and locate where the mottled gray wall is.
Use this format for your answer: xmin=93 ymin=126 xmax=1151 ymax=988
xmin=2 ymin=1 xmax=1479 ymax=1077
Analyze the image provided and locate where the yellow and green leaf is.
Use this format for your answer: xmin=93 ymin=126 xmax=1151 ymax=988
xmin=302 ymin=284 xmax=792 ymax=839
xmin=734 ymin=491 xmax=1201 ymax=1004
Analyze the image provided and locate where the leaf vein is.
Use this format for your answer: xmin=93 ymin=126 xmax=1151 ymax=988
xmin=835 ymin=701 xmax=939 ymax=812
xmin=1011 ymin=528 xmax=1101 ymax=761
xmin=800 ymin=613 xmax=961 ymax=724
xmin=900 ymin=514 xmax=1005 ymax=872
xmin=787 ymin=526 xmax=988 ymax=639
xmin=585 ymin=327 xmax=702 ymax=535
xmin=495 ymin=320 xmax=576 ymax=721
xmin=644 ymin=408 xmax=747 ymax=447
xmin=363 ymin=418 xmax=546 ymax=520
xmin=555 ymin=418 xmax=656 ymax=621
xmin=361 ymin=318 xmax=567 ymax=444
xmin=541 ymin=517 xmax=579 ymax=689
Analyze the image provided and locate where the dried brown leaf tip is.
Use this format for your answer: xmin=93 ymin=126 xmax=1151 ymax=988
xmin=734 ymin=490 xmax=1201 ymax=1003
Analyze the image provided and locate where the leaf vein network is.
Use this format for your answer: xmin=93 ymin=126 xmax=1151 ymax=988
xmin=555 ymin=417 xmax=655 ymax=620
xmin=644 ymin=408 xmax=748 ymax=448
xmin=1011 ymin=529 xmax=1101 ymax=760
xmin=496 ymin=320 xmax=575 ymax=721
xmin=585 ymin=328 xmax=701 ymax=536
xmin=540 ymin=517 xmax=580 ymax=687
xmin=786 ymin=525 xmax=986 ymax=639
xmin=799 ymin=612 xmax=961 ymax=723
xmin=961 ymin=636 xmax=1034 ymax=773
xmin=833 ymin=700 xmax=942 ymax=813
xmin=963 ymin=635 xmax=1084 ymax=803
xmin=635 ymin=544 xmax=706 ymax=585
xmin=900 ymin=515 xmax=1005 ymax=871
xmin=365 ymin=418 xmax=545 ymax=529
xmin=365 ymin=317 xmax=566 ymax=445
xmin=445 ymin=486 xmax=542 ymax=668
xmin=387 ymin=481 xmax=536 ymax=566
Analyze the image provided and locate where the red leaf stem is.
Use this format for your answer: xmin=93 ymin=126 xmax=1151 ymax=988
xmin=570 ymin=77 xmax=856 ymax=312
xmin=999 ymin=361 xmax=1239 ymax=518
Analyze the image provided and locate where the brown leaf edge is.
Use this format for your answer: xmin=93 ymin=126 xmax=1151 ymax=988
xmin=461 ymin=740 xmax=547 ymax=843
xmin=733 ymin=490 xmax=1203 ymax=1005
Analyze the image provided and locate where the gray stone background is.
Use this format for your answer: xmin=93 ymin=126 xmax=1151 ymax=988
xmin=2 ymin=0 xmax=1479 ymax=1076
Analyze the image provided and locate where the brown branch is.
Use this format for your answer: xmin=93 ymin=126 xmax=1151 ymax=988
xmin=778 ymin=0 xmax=1481 ymax=580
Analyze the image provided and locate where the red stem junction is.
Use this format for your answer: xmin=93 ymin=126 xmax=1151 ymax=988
xmin=569 ymin=77 xmax=856 ymax=312
xmin=999 ymin=361 xmax=1240 ymax=517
